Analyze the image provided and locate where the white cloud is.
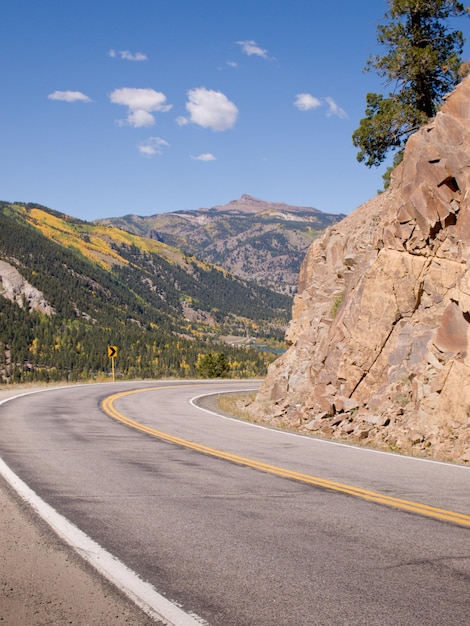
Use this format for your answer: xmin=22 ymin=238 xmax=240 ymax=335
xmin=325 ymin=97 xmax=348 ymax=119
xmin=110 ymin=88 xmax=170 ymax=112
xmin=108 ymin=49 xmax=147 ymax=61
xmin=294 ymin=93 xmax=347 ymax=118
xmin=138 ymin=137 xmax=169 ymax=156
xmin=127 ymin=110 xmax=155 ymax=127
xmin=185 ymin=87 xmax=238 ymax=131
xmin=48 ymin=90 xmax=92 ymax=103
xmin=120 ymin=50 xmax=148 ymax=61
xmin=226 ymin=61 xmax=238 ymax=68
xmin=176 ymin=116 xmax=189 ymax=126
xmin=110 ymin=87 xmax=172 ymax=127
xmin=191 ymin=153 xmax=216 ymax=161
xmin=236 ymin=40 xmax=269 ymax=59
xmin=294 ymin=93 xmax=321 ymax=111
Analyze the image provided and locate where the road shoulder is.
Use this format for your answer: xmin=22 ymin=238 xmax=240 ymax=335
xmin=0 ymin=472 xmax=160 ymax=625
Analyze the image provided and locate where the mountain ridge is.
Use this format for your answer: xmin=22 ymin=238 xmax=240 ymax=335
xmin=212 ymin=194 xmax=329 ymax=215
xmin=97 ymin=195 xmax=345 ymax=295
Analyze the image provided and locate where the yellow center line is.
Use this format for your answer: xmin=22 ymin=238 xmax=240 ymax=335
xmin=102 ymin=386 xmax=470 ymax=528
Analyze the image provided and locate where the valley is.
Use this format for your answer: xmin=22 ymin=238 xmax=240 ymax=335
xmin=0 ymin=196 xmax=340 ymax=384
xmin=0 ymin=201 xmax=295 ymax=383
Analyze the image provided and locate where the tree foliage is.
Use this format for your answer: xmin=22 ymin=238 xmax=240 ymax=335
xmin=0 ymin=202 xmax=283 ymax=383
xmin=353 ymin=0 xmax=469 ymax=173
xmin=196 ymin=352 xmax=230 ymax=378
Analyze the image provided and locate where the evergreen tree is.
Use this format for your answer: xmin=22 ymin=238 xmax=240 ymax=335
xmin=353 ymin=1 xmax=469 ymax=182
xmin=197 ymin=352 xmax=230 ymax=378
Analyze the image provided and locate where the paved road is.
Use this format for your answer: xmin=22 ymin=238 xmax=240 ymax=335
xmin=0 ymin=381 xmax=469 ymax=625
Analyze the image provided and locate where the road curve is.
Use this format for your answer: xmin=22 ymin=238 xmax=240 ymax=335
xmin=0 ymin=381 xmax=469 ymax=626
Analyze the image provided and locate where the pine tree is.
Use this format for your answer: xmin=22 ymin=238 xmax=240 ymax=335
xmin=197 ymin=352 xmax=230 ymax=378
xmin=353 ymin=1 xmax=469 ymax=180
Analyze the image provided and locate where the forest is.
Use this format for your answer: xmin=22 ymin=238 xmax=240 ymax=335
xmin=0 ymin=202 xmax=288 ymax=383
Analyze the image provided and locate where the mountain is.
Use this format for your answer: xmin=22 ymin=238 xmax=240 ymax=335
xmin=96 ymin=195 xmax=345 ymax=295
xmin=249 ymin=77 xmax=470 ymax=465
xmin=0 ymin=201 xmax=291 ymax=383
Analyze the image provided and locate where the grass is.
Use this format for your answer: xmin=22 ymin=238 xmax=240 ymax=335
xmin=216 ymin=391 xmax=258 ymax=421
xmin=330 ymin=291 xmax=345 ymax=318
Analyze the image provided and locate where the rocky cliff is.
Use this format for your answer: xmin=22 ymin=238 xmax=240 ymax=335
xmin=249 ymin=77 xmax=470 ymax=464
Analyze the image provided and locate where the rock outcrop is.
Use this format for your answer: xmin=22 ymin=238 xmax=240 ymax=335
xmin=249 ymin=77 xmax=470 ymax=464
xmin=0 ymin=260 xmax=54 ymax=315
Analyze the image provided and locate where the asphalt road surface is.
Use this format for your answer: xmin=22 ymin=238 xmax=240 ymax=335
xmin=0 ymin=381 xmax=469 ymax=625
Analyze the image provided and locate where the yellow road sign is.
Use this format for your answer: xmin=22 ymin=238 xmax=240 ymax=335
xmin=108 ymin=345 xmax=118 ymax=358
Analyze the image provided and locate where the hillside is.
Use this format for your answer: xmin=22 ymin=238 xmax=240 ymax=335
xmin=0 ymin=202 xmax=291 ymax=383
xmin=96 ymin=194 xmax=345 ymax=295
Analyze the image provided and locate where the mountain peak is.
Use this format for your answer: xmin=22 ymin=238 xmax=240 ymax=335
xmin=213 ymin=194 xmax=324 ymax=215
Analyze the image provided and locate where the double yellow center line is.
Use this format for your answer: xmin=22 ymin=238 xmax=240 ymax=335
xmin=102 ymin=387 xmax=470 ymax=528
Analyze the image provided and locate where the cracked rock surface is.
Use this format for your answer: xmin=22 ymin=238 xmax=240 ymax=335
xmin=249 ymin=77 xmax=470 ymax=464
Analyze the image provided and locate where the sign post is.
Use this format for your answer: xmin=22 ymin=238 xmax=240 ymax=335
xmin=107 ymin=345 xmax=118 ymax=381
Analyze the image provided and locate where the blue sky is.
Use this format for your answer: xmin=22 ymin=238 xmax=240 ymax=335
xmin=2 ymin=1 xmax=470 ymax=221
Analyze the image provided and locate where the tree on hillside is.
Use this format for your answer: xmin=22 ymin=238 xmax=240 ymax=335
xmin=196 ymin=352 xmax=230 ymax=378
xmin=353 ymin=0 xmax=469 ymax=184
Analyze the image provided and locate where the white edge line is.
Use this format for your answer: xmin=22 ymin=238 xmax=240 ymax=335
xmin=0 ymin=387 xmax=208 ymax=626
xmin=190 ymin=389 xmax=470 ymax=470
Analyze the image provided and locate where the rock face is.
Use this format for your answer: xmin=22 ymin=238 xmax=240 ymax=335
xmin=0 ymin=260 xmax=54 ymax=315
xmin=249 ymin=77 xmax=470 ymax=464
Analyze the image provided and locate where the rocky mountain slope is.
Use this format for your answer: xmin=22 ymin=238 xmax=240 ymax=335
xmin=248 ymin=77 xmax=470 ymax=464
xmin=97 ymin=195 xmax=345 ymax=295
